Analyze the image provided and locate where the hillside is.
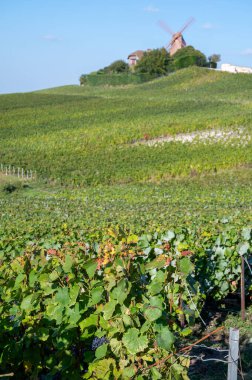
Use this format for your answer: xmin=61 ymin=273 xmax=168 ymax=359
xmin=0 ymin=67 xmax=251 ymax=185
xmin=1 ymin=67 xmax=252 ymax=380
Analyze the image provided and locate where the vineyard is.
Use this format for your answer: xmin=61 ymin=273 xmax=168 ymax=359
xmin=0 ymin=67 xmax=252 ymax=379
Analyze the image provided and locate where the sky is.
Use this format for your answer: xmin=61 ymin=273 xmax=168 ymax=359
xmin=1 ymin=0 xmax=252 ymax=94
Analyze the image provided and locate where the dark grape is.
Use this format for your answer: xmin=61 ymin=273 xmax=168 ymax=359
xmin=91 ymin=336 xmax=108 ymax=351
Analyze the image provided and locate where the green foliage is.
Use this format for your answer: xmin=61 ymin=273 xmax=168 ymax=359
xmin=101 ymin=60 xmax=129 ymax=74
xmin=172 ymin=46 xmax=207 ymax=70
xmin=0 ymin=226 xmax=251 ymax=378
xmin=135 ymin=48 xmax=172 ymax=75
xmin=79 ymin=72 xmax=157 ymax=86
xmin=208 ymin=54 xmax=221 ymax=63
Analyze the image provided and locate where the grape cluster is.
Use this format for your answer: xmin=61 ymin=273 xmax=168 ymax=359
xmin=91 ymin=336 xmax=108 ymax=351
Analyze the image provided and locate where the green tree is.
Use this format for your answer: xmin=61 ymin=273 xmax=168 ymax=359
xmin=135 ymin=48 xmax=172 ymax=76
xmin=208 ymin=54 xmax=221 ymax=63
xmin=208 ymin=54 xmax=221 ymax=69
xmin=172 ymin=46 xmax=207 ymax=70
xmin=103 ymin=60 xmax=129 ymax=74
xmin=79 ymin=74 xmax=87 ymax=85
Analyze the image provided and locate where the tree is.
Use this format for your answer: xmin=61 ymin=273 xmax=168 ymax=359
xmin=172 ymin=46 xmax=207 ymax=70
xmin=208 ymin=54 xmax=221 ymax=69
xmin=208 ymin=54 xmax=221 ymax=63
xmin=135 ymin=48 xmax=172 ymax=76
xmin=102 ymin=60 xmax=129 ymax=74
xmin=79 ymin=74 xmax=87 ymax=85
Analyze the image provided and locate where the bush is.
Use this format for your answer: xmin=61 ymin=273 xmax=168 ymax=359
xmin=135 ymin=48 xmax=172 ymax=76
xmin=3 ymin=183 xmax=18 ymax=193
xmin=172 ymin=46 xmax=207 ymax=70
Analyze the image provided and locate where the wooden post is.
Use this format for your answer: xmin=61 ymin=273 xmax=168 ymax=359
xmin=227 ymin=328 xmax=239 ymax=380
xmin=241 ymin=256 xmax=245 ymax=321
xmin=21 ymin=168 xmax=24 ymax=178
xmin=18 ymin=167 xmax=20 ymax=178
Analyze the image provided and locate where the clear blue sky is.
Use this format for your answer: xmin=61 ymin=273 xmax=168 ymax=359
xmin=1 ymin=0 xmax=252 ymax=94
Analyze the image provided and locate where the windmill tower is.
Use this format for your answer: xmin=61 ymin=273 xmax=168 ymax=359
xmin=159 ymin=17 xmax=194 ymax=56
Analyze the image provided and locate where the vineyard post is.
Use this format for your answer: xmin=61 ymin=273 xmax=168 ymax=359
xmin=18 ymin=168 xmax=20 ymax=178
xmin=5 ymin=167 xmax=7 ymax=176
xmin=241 ymin=256 xmax=245 ymax=321
xmin=227 ymin=328 xmax=239 ymax=380
xmin=21 ymin=168 xmax=24 ymax=178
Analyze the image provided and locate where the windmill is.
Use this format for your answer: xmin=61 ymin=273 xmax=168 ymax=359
xmin=159 ymin=17 xmax=194 ymax=56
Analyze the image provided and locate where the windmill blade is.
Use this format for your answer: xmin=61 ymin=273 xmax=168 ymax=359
xmin=179 ymin=17 xmax=195 ymax=34
xmin=158 ymin=20 xmax=174 ymax=36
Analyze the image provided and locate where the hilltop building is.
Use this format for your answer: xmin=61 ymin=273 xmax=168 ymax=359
xmin=127 ymin=50 xmax=144 ymax=66
xmin=127 ymin=49 xmax=152 ymax=67
xmin=221 ymin=63 xmax=252 ymax=74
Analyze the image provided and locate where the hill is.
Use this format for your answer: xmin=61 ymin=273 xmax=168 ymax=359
xmin=1 ymin=67 xmax=252 ymax=380
xmin=0 ymin=66 xmax=251 ymax=185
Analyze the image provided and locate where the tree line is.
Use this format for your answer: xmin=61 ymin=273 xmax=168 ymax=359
xmin=80 ymin=46 xmax=221 ymax=85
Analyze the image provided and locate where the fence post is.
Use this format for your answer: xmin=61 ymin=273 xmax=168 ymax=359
xmin=241 ymin=256 xmax=245 ymax=321
xmin=227 ymin=328 xmax=239 ymax=380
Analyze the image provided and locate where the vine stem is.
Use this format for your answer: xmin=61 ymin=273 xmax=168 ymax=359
xmin=0 ymin=374 xmax=14 ymax=378
xmin=138 ymin=325 xmax=225 ymax=374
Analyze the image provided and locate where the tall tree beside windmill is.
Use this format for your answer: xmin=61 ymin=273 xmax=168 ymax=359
xmin=159 ymin=17 xmax=194 ymax=56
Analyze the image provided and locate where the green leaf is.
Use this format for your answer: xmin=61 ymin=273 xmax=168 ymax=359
xmin=151 ymin=367 xmax=162 ymax=379
xmin=111 ymin=279 xmax=128 ymax=304
xmin=20 ymin=294 xmax=34 ymax=311
xmin=14 ymin=273 xmax=26 ymax=288
xmin=144 ymin=306 xmax=162 ymax=322
xmin=242 ymin=227 xmax=251 ymax=241
xmin=79 ymin=313 xmax=98 ymax=331
xmin=66 ymin=302 xmax=81 ymax=325
xmin=49 ymin=270 xmax=59 ymax=281
xmin=122 ymin=328 xmax=148 ymax=355
xmin=110 ymin=338 xmax=122 ymax=356
xmin=180 ymin=327 xmax=192 ymax=337
xmin=179 ymin=257 xmax=193 ymax=275
xmin=37 ymin=327 xmax=50 ymax=341
xmin=89 ymin=358 xmax=116 ymax=378
xmin=103 ymin=300 xmax=117 ymax=320
xmin=55 ymin=287 xmax=70 ymax=307
xmin=239 ymin=242 xmax=250 ymax=256
xmin=63 ymin=254 xmax=73 ymax=273
xmin=145 ymin=258 xmax=166 ymax=271
xmin=95 ymin=343 xmax=108 ymax=359
xmin=156 ymin=326 xmax=175 ymax=351
xmin=88 ymin=286 xmax=103 ymax=306
xmin=84 ymin=259 xmax=98 ymax=279
xmin=69 ymin=284 xmax=80 ymax=306
xmin=162 ymin=230 xmax=175 ymax=242
xmin=29 ymin=270 xmax=37 ymax=286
